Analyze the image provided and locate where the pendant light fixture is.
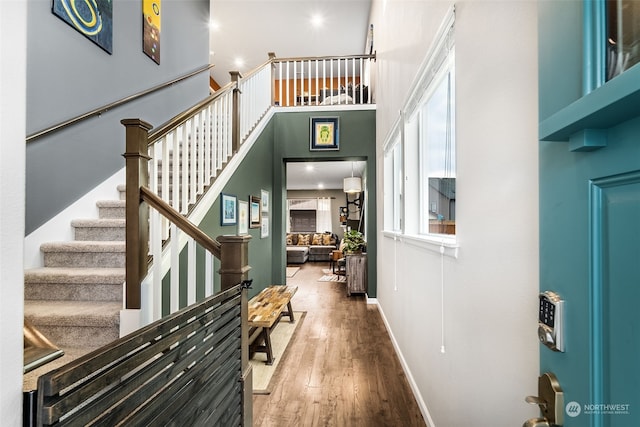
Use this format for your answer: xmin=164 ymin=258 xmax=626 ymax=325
xmin=343 ymin=162 xmax=362 ymax=193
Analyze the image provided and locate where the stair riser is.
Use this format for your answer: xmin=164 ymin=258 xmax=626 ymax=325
xmin=74 ymin=227 xmax=125 ymax=241
xmin=25 ymin=283 xmax=122 ymax=302
xmin=27 ymin=324 xmax=119 ymax=348
xmin=98 ymin=206 xmax=125 ymax=219
xmin=44 ymin=252 xmax=125 ymax=268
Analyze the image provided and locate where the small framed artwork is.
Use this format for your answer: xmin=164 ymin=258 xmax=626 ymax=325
xmin=261 ymin=216 xmax=269 ymax=238
xmin=250 ymin=195 xmax=261 ymax=228
xmin=220 ymin=193 xmax=237 ymax=226
xmin=142 ymin=0 xmax=161 ymax=64
xmin=238 ymin=200 xmax=249 ymax=235
xmin=261 ymin=189 xmax=269 ymax=213
xmin=310 ymin=117 xmax=339 ymax=151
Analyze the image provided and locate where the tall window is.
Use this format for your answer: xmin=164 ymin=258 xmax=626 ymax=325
xmin=286 ymin=198 xmax=332 ymax=233
xmin=607 ymin=0 xmax=640 ymax=80
xmin=419 ymin=59 xmax=455 ymax=236
xmin=382 ymin=8 xmax=455 ymax=241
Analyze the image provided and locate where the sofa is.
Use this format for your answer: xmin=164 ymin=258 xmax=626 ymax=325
xmin=286 ymin=232 xmax=338 ymax=264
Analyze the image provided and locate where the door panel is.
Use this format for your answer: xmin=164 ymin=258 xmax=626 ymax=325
xmin=540 ymin=122 xmax=640 ymax=427
xmin=592 ymin=174 xmax=640 ymax=426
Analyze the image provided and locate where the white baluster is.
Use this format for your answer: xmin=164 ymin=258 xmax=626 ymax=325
xmin=181 ymin=122 xmax=189 ymax=213
xmin=170 ymin=223 xmax=180 ymax=313
xmin=205 ymin=251 xmax=213 ymax=297
xmin=190 ymin=116 xmax=197 ymax=205
xmin=151 ymin=207 xmax=162 ymax=320
xmin=187 ymin=238 xmax=196 ymax=305
xmin=171 ymin=128 xmax=180 ymax=212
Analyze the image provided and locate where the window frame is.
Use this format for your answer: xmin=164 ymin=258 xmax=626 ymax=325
xmin=381 ymin=7 xmax=458 ymax=255
xmin=418 ymin=54 xmax=456 ymax=238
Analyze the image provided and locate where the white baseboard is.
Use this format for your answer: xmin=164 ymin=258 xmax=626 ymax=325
xmin=376 ymin=302 xmax=436 ymax=427
xmin=24 ymin=168 xmax=125 ymax=269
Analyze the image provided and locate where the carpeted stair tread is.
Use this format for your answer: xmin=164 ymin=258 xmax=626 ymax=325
xmin=71 ymin=218 xmax=125 ymax=227
xmin=24 ymin=267 xmax=124 ymax=302
xmin=96 ymin=200 xmax=126 ymax=208
xmin=71 ymin=218 xmax=125 ymax=241
xmin=23 ymin=346 xmax=96 ymax=392
xmin=24 ymin=267 xmax=125 ymax=284
xmin=41 ymin=241 xmax=125 ymax=268
xmin=96 ymin=199 xmax=125 ymax=219
xmin=24 ymin=300 xmax=121 ymax=326
xmin=41 ymin=241 xmax=126 ymax=252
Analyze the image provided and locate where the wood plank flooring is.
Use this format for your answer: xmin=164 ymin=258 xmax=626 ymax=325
xmin=252 ymin=262 xmax=426 ymax=427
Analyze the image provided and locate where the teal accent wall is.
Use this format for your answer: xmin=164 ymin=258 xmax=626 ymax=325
xmin=199 ymin=119 xmax=277 ymax=299
xmin=271 ymin=110 xmax=377 ymax=297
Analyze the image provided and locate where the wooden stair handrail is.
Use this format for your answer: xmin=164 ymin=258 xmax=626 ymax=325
xmin=140 ymin=186 xmax=221 ymax=258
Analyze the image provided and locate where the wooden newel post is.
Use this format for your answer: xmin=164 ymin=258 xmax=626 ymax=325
xmin=230 ymin=70 xmax=242 ymax=153
xmin=121 ymin=118 xmax=153 ymax=310
xmin=217 ymin=234 xmax=252 ymax=291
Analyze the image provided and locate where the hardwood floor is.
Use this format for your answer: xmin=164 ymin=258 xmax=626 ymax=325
xmin=252 ymin=262 xmax=426 ymax=427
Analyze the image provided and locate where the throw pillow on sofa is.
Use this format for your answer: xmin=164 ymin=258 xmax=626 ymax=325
xmin=322 ymin=233 xmax=332 ymax=245
xmin=286 ymin=234 xmax=293 ymax=245
xmin=297 ymin=234 xmax=310 ymax=245
xmin=312 ymin=233 xmax=323 ymax=245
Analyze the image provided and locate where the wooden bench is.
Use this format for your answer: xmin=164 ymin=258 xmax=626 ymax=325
xmin=247 ymin=285 xmax=297 ymax=365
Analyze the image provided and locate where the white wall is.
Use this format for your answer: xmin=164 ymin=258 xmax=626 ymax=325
xmin=0 ymin=1 xmax=27 ymax=424
xmin=372 ymin=1 xmax=540 ymax=426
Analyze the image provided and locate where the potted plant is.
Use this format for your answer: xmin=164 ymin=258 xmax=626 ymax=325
xmin=342 ymin=229 xmax=365 ymax=254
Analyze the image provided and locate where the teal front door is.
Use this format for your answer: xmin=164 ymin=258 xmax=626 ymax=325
xmin=538 ymin=3 xmax=640 ymax=425
xmin=540 ymin=131 xmax=640 ymax=427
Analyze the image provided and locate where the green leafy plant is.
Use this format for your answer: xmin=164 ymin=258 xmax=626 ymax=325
xmin=342 ymin=229 xmax=365 ymax=253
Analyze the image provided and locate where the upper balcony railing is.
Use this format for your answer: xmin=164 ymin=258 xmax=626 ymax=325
xmin=270 ymin=53 xmax=375 ymax=107
xmin=123 ymin=52 xmax=375 ymax=327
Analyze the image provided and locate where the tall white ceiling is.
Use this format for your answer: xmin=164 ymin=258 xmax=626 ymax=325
xmin=209 ymin=0 xmax=372 ymax=86
xmin=209 ymin=1 xmax=372 ymax=190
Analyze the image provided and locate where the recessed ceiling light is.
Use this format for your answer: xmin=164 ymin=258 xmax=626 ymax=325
xmin=208 ymin=20 xmax=219 ymax=31
xmin=234 ymin=57 xmax=245 ymax=68
xmin=305 ymin=164 xmax=314 ymax=172
xmin=318 ymin=183 xmax=324 ymax=189
xmin=311 ymin=13 xmax=324 ymax=28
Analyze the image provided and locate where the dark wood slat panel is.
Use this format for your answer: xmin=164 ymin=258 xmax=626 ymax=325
xmin=42 ymin=302 xmax=241 ymax=425
xmin=163 ymin=356 xmax=242 ymax=426
xmin=134 ymin=349 xmax=241 ymax=426
xmin=39 ymin=286 xmax=240 ymax=396
xmin=37 ymin=285 xmax=243 ymax=426
xmin=83 ymin=319 xmax=240 ymax=426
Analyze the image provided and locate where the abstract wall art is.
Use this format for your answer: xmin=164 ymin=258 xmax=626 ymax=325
xmin=52 ymin=0 xmax=113 ymax=54
xmin=142 ymin=0 xmax=161 ymax=64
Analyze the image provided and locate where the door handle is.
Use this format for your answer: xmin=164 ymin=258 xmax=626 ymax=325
xmin=523 ymin=372 xmax=564 ymax=426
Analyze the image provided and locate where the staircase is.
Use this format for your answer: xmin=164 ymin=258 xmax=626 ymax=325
xmin=23 ymin=186 xmax=127 ymax=363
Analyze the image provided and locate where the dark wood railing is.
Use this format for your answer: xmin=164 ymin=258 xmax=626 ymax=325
xmin=122 ymin=117 xmax=252 ymax=313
